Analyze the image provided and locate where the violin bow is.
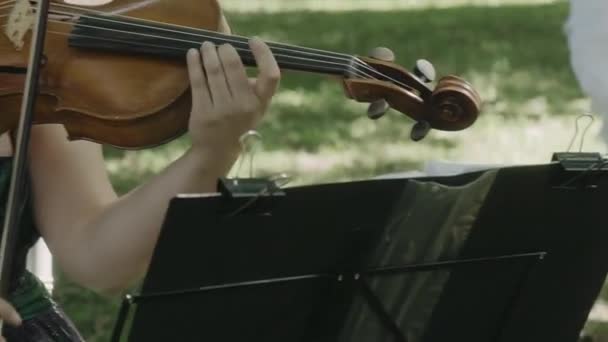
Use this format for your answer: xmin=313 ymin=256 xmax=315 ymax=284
xmin=0 ymin=0 xmax=52 ymax=332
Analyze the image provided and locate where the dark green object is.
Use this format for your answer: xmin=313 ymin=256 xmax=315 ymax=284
xmin=0 ymin=157 xmax=84 ymax=341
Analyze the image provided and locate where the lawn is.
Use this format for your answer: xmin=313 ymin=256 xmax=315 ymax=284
xmin=53 ymin=2 xmax=608 ymax=341
xmin=219 ymin=0 xmax=562 ymax=12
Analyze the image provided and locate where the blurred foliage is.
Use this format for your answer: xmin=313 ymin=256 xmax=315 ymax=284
xmin=219 ymin=0 xmax=565 ymax=12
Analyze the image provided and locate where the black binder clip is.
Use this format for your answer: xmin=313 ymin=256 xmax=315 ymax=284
xmin=217 ymin=131 xmax=289 ymax=215
xmin=551 ymin=152 xmax=605 ymax=171
xmin=217 ymin=177 xmax=286 ymax=217
xmin=217 ymin=177 xmax=286 ymax=198
xmin=218 ymin=130 xmax=288 ymax=198
xmin=551 ymin=152 xmax=608 ymax=190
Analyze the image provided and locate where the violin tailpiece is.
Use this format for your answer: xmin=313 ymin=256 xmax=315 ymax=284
xmin=4 ymin=0 xmax=35 ymax=51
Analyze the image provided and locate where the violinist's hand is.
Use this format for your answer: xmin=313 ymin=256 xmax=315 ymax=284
xmin=0 ymin=297 xmax=22 ymax=340
xmin=185 ymin=38 xmax=280 ymax=169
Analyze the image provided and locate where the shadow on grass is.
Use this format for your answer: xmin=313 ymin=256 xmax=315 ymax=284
xmin=229 ymin=2 xmax=579 ymax=117
xmin=104 ymin=2 xmax=580 ymax=163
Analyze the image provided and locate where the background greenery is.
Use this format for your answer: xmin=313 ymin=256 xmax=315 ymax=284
xmin=53 ymin=0 xmax=608 ymax=340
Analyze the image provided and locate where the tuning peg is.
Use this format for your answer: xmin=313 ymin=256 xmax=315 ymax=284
xmin=367 ymin=99 xmax=390 ymax=120
xmin=413 ymin=59 xmax=436 ymax=83
xmin=365 ymin=48 xmax=394 ymax=120
xmin=368 ymin=47 xmax=395 ymax=62
xmin=410 ymin=121 xmax=431 ymax=141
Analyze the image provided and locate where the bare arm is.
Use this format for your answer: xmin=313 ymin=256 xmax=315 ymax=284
xmin=28 ymin=129 xmax=222 ymax=293
xmin=29 ymin=17 xmax=279 ymax=293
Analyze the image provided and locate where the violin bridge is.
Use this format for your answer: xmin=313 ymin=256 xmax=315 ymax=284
xmin=4 ymin=0 xmax=35 ymax=51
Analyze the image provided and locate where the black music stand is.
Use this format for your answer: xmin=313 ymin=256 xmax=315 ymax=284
xmin=111 ymin=155 xmax=608 ymax=342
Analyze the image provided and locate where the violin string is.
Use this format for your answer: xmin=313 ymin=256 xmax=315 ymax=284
xmin=0 ymin=8 xmax=372 ymax=81
xmin=36 ymin=28 xmax=367 ymax=78
xmin=7 ymin=0 xmax=415 ymax=90
xmin=39 ymin=9 xmax=382 ymax=81
xmin=46 ymin=1 xmax=353 ymax=60
xmin=9 ymin=0 xmax=399 ymax=88
xmin=46 ymin=3 xmax=355 ymax=62
xmin=42 ymin=1 xmax=404 ymax=86
xmin=43 ymin=9 xmax=372 ymax=77
xmin=2 ymin=13 xmax=360 ymax=77
xmin=42 ymin=17 xmax=374 ymax=79
xmin=0 ymin=19 xmax=358 ymax=77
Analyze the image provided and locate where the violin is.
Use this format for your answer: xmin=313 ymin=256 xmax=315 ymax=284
xmin=0 ymin=0 xmax=481 ymax=149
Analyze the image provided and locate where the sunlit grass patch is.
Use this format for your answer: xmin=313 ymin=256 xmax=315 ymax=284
xmin=105 ymin=91 xmax=605 ymax=190
xmin=220 ymin=0 xmax=562 ymax=12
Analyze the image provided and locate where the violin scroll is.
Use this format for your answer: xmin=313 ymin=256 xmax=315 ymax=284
xmin=429 ymin=75 xmax=481 ymax=131
xmin=343 ymin=56 xmax=481 ymax=133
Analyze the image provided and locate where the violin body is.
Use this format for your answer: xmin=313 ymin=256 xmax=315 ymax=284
xmin=1 ymin=0 xmax=221 ymax=148
xmin=0 ymin=0 xmax=481 ymax=149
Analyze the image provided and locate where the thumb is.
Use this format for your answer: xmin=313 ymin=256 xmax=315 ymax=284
xmin=0 ymin=298 xmax=22 ymax=327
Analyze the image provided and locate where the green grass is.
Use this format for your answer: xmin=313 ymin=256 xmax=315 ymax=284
xmin=101 ymin=2 xmax=603 ymax=188
xmin=52 ymin=2 xmax=608 ymax=341
xmin=219 ymin=0 xmax=563 ymax=12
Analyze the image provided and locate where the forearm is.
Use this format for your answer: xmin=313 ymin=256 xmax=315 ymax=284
xmin=64 ymin=147 xmax=238 ymax=293
xmin=31 ymin=35 xmax=279 ymax=295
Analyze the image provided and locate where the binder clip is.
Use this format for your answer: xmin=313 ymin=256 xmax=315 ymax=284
xmin=550 ymin=114 xmax=608 ymax=189
xmin=218 ymin=177 xmax=286 ymax=199
xmin=218 ymin=131 xmax=289 ymax=216
xmin=551 ymin=152 xmax=605 ymax=172
xmin=552 ymin=113 xmax=607 ymax=171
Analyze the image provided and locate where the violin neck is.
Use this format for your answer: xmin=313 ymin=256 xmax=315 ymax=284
xmin=68 ymin=15 xmax=360 ymax=78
